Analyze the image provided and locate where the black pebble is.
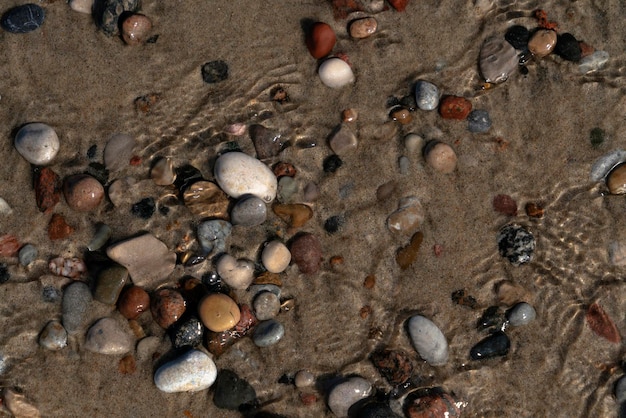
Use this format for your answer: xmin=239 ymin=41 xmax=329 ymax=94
xmin=131 ymin=197 xmax=156 ymax=219
xmin=519 ymin=66 xmax=529 ymax=75
xmin=0 ymin=263 xmax=9 ymax=284
xmin=555 ymin=33 xmax=582 ymax=62
xmin=174 ymin=164 xmax=203 ymax=194
xmin=277 ymin=374 xmax=293 ymax=385
xmin=158 ymin=205 xmax=170 ymax=216
xmin=169 ymin=316 xmax=203 ymax=349
xmin=504 ymin=25 xmax=530 ymax=50
xmin=87 ymin=145 xmax=97 ymax=160
xmin=399 ymin=94 xmax=418 ymax=112
xmin=324 ymin=215 xmax=344 ymax=234
xmin=212 ymin=369 xmax=257 ymax=410
xmin=42 ymin=286 xmax=61 ymax=302
xmin=477 ymin=306 xmax=504 ymax=330
xmin=1 ymin=4 xmax=45 ymax=34
xmin=323 ymin=155 xmax=343 ymax=173
xmin=86 ymin=162 xmax=109 ymax=185
xmin=202 ymin=271 xmax=228 ymax=294
xmin=349 ymin=398 xmax=400 ymax=418
xmin=470 ymin=331 xmax=510 ymax=360
xmin=201 ymin=60 xmax=229 ymax=84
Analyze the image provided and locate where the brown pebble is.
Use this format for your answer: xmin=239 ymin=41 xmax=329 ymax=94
xmin=390 ymin=107 xmax=413 ymax=124
xmin=272 ymin=161 xmax=297 ymax=178
xmin=363 ymin=274 xmax=376 ymax=289
xmin=198 ymin=293 xmax=241 ymax=332
xmin=329 ymin=255 xmax=344 ymax=267
xmin=34 ymin=167 xmax=61 ymax=213
xmin=150 ymin=288 xmax=186 ymax=329
xmin=182 ymin=181 xmax=229 ymax=219
xmin=48 ymin=213 xmax=74 ymax=240
xmin=405 ymin=388 xmax=461 ymax=418
xmin=451 ymin=289 xmax=478 ymax=309
xmin=273 ymin=203 xmax=313 ymax=227
xmin=118 ymin=354 xmax=137 ymax=374
xmin=205 ymin=304 xmax=257 ymax=356
xmin=370 ymin=349 xmax=414 ymax=385
xmin=396 ymin=231 xmax=423 ymax=269
xmin=306 ymin=22 xmax=336 ymax=59
xmin=607 ymin=164 xmax=626 ymax=195
xmin=586 ymin=302 xmax=621 ymax=343
xmin=300 ymin=392 xmax=318 ymax=406
xmin=376 ymin=180 xmax=396 ymax=201
xmin=134 ymin=93 xmax=160 ymax=114
xmin=528 ymin=29 xmax=557 ymax=58
xmin=290 ymin=233 xmax=322 ymax=274
xmin=122 ymin=13 xmax=153 ymax=45
xmin=525 ymin=202 xmax=544 ymax=218
xmin=349 ymin=17 xmax=378 ymax=39
xmin=118 ymin=286 xmax=151 ymax=320
xmin=253 ymin=271 xmax=283 ymax=286
xmin=63 ymin=174 xmax=104 ymax=212
xmin=342 ymin=108 xmax=358 ymax=122
xmin=495 ymin=280 xmax=529 ymax=306
xmin=359 ymin=305 xmax=372 ymax=319
xmin=493 ymin=194 xmax=517 ymax=216
xmin=270 ymin=86 xmax=290 ymax=103
xmin=0 ymin=234 xmax=20 ymax=257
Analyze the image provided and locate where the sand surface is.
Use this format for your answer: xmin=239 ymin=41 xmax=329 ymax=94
xmin=2 ymin=0 xmax=626 ymax=417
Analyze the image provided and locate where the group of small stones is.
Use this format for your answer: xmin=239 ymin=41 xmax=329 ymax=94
xmin=1 ymin=1 xmax=625 ymax=417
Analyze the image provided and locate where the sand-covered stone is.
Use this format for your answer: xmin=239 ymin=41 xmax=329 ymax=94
xmin=479 ymin=36 xmax=518 ymax=84
xmin=407 ymin=315 xmax=448 ymax=366
xmin=104 ymin=133 xmax=135 ymax=172
xmin=154 ymin=349 xmax=217 ymax=393
xmin=85 ymin=317 xmax=133 ymax=355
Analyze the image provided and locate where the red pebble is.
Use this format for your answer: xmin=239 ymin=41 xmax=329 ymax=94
xmin=0 ymin=234 xmax=20 ymax=257
xmin=492 ymin=194 xmax=518 ymax=216
xmin=118 ymin=286 xmax=150 ymax=320
xmin=300 ymin=392 xmax=318 ymax=405
xmin=150 ymin=288 xmax=186 ymax=329
xmin=290 ymin=233 xmax=323 ymax=274
xmin=388 ymin=0 xmax=409 ymax=12
xmin=306 ymin=22 xmax=336 ymax=59
xmin=586 ymin=302 xmax=621 ymax=343
xmin=129 ymin=155 xmax=142 ymax=166
xmin=273 ymin=162 xmax=297 ymax=178
xmin=34 ymin=167 xmax=61 ymax=213
xmin=439 ymin=96 xmax=472 ymax=120
xmin=48 ymin=213 xmax=74 ymax=240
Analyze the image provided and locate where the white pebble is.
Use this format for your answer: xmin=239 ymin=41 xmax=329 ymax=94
xmin=294 ymin=370 xmax=315 ymax=388
xmin=318 ymin=58 xmax=355 ymax=89
xmin=14 ymin=123 xmax=60 ymax=165
xmin=84 ymin=317 xmax=133 ymax=355
xmin=214 ymin=152 xmax=277 ymax=203
xmin=579 ymin=50 xmax=609 ymax=74
xmin=404 ymin=133 xmax=424 ymax=154
xmin=154 ymin=349 xmax=217 ymax=393
xmin=69 ymin=0 xmax=94 ymax=14
xmin=407 ymin=315 xmax=448 ymax=366
xmin=327 ymin=377 xmax=373 ymax=417
xmin=507 ymin=302 xmax=536 ymax=326
xmin=261 ymin=241 xmax=291 ymax=273
xmin=216 ymin=254 xmax=255 ymax=289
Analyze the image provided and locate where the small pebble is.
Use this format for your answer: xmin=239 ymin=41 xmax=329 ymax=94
xmin=398 ymin=156 xmax=409 ymax=175
xmin=507 ymin=302 xmax=536 ymax=326
xmin=49 ymin=256 xmax=86 ymax=278
xmin=1 ymin=4 xmax=45 ymax=33
xmin=423 ymin=141 xmax=457 ymax=173
xmin=555 ymin=33 xmax=581 ymax=62
xmin=214 ymin=152 xmax=277 ymax=202
xmin=497 ymin=224 xmax=535 ymax=266
xmin=470 ymin=331 xmax=510 ymax=360
xmin=85 ymin=317 xmax=133 ymax=355
xmin=370 ymin=349 xmax=414 ymax=385
xmin=528 ymin=29 xmax=557 ymax=58
xmin=197 ymin=219 xmax=232 ymax=254
xmin=493 ymin=194 xmax=518 ymax=216
xmin=306 ymin=22 xmax=336 ymax=59
xmin=414 ymin=80 xmax=440 ymax=111
xmin=387 ymin=196 xmax=424 ymax=234
xmin=170 ymin=316 xmax=203 ymax=349
xmin=131 ymin=197 xmax=155 ymax=219
xmin=69 ymin=0 xmax=93 ymax=14
xmin=587 ymin=302 xmax=621 ymax=343
xmin=94 ymin=265 xmax=129 ymax=305
xmin=250 ymin=124 xmax=284 ymax=159
xmin=253 ymin=291 xmax=281 ymax=321
xmin=212 ymin=369 xmax=257 ymax=410
xmin=87 ymin=224 xmax=111 ymax=251
xmin=439 ymin=96 xmax=472 ymax=120
xmin=294 ymin=370 xmax=315 ymax=388
xmin=407 ymin=315 xmax=448 ymax=366
xmin=342 ymin=108 xmax=358 ymax=122
xmin=252 ymin=319 xmax=285 ymax=347
xmin=150 ymin=288 xmax=186 ymax=329
xmin=589 ymin=127 xmax=606 ymax=148
xmin=390 ymin=107 xmax=412 ymax=124
xmin=273 ymin=203 xmax=313 ymax=228
xmin=606 ymin=164 xmax=626 ymax=195
xmin=104 ymin=133 xmax=135 ymax=172
xmin=231 ymin=196 xmax=267 ymax=226
xmin=290 ymin=233 xmax=322 ymax=274
xmin=579 ymin=50 xmax=609 ymax=74
xmin=323 ymin=154 xmax=343 ymax=173
xmin=467 ymin=109 xmax=492 ymax=133
xmin=63 ymin=174 xmax=104 ymax=212
xmin=404 ymin=133 xmax=424 ymax=154
xmin=117 ymin=286 xmax=150 ymax=319
xmin=272 ymin=161 xmax=297 ymax=178
xmin=270 ymin=86 xmax=289 ymax=103
xmin=183 ymin=180 xmax=230 ymax=218
xmin=505 ymin=25 xmax=530 ymax=50
xmin=34 ymin=167 xmax=61 ymax=213
xmin=349 ymin=17 xmax=378 ymax=39
xmin=324 ymin=215 xmax=344 ymax=233
xmin=201 ymin=60 xmax=229 ymax=83
xmin=48 ymin=213 xmax=74 ymax=240
xmin=95 ymin=0 xmax=140 ymax=36
xmin=38 ymin=320 xmax=67 ymax=350
xmin=0 ymin=234 xmax=19 ymax=257
xmin=525 ymin=202 xmax=544 ymax=218
xmin=318 ymin=57 xmax=355 ymax=88
xmin=154 ymin=349 xmax=217 ymax=393
xmin=262 ymin=241 xmax=291 ymax=273
xmin=329 ymin=123 xmax=358 ymax=155
xmin=121 ymin=13 xmax=152 ymax=45
xmin=14 ymin=123 xmax=59 ymax=165
xmin=151 ymin=157 xmax=176 ymax=186
xmin=198 ymin=292 xmax=241 ymax=332
xmin=479 ymin=36 xmax=519 ymax=83
xmin=477 ymin=306 xmax=504 ymax=330
xmin=216 ymin=254 xmax=255 ymax=289
xmin=303 ymin=182 xmax=319 ymax=202
xmin=42 ymin=286 xmax=61 ymax=303
xmin=277 ymin=176 xmax=299 ymax=202
xmin=18 ymin=244 xmax=37 ymax=266
xmin=327 ymin=377 xmax=373 ymax=418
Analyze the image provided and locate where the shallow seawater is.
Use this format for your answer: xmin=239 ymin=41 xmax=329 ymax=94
xmin=1 ymin=0 xmax=626 ymax=417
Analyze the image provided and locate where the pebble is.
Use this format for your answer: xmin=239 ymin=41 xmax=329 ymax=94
xmin=390 ymin=107 xmax=412 ymax=124
xmin=609 ymin=240 xmax=626 ymax=266
xmin=495 ymin=280 xmax=530 ymax=306
xmin=69 ymin=0 xmax=94 ymax=14
xmin=95 ymin=0 xmax=140 ymax=36
xmin=579 ymin=50 xmax=609 ymax=74
xmin=62 ymin=282 xmax=91 ymax=335
xmin=38 ymin=320 xmax=67 ymax=350
xmin=121 ymin=13 xmax=152 ymax=45
xmin=398 ymin=156 xmax=410 ymax=175
xmin=470 ymin=331 xmax=510 ymax=360
xmin=130 ymin=197 xmax=154 ymax=219
xmin=49 ymin=256 xmax=86 ymax=278
xmin=273 ymin=203 xmax=313 ymax=228
xmin=370 ymin=349 xmax=414 ymax=385
xmin=306 ymin=22 xmax=336 ymax=59
xmin=615 ymin=375 xmax=626 ymax=403
xmin=0 ymin=264 xmax=8 ymax=284
xmin=170 ymin=316 xmax=203 ymax=349
xmin=479 ymin=36 xmax=519 ymax=83
xmin=216 ymin=254 xmax=255 ymax=289
xmin=319 ymin=57 xmax=355 ymax=88
xmin=477 ymin=306 xmax=504 ymax=330
xmin=151 ymin=157 xmax=176 ymax=186
xmin=252 ymin=319 xmax=285 ymax=347
xmin=396 ymin=231 xmax=423 ymax=269
xmin=403 ymin=387 xmax=461 ymax=418
xmin=231 ymin=196 xmax=267 ymax=226
xmin=183 ymin=181 xmax=230 ymax=218
xmin=262 ymin=241 xmax=291 ymax=273
xmin=104 ymin=133 xmax=135 ymax=172
xmin=404 ymin=133 xmax=424 ymax=154
xmin=349 ymin=17 xmax=377 ymax=39
xmin=117 ymin=285 xmax=150 ymax=319
xmin=507 ymin=302 xmax=536 ymax=326
xmin=63 ymin=174 xmax=104 ymax=212
xmin=0 ymin=234 xmax=20 ymax=257
xmin=327 ymin=377 xmax=373 ymax=418
xmin=94 ymin=265 xmax=129 ymax=305
xmin=14 ymin=123 xmax=59 ymax=165
xmin=18 ymin=244 xmax=37 ymax=266
xmin=586 ymin=302 xmax=621 ymax=343
xmin=352 ymin=400 xmax=399 ymax=418
xmin=414 ymin=80 xmax=440 ymax=111
xmin=85 ymin=317 xmax=133 ymax=355
xmin=214 ymin=152 xmax=277 ymax=203
xmin=0 ymin=197 xmax=12 ymax=215
xmin=136 ymin=335 xmax=160 ymax=362
xmin=47 ymin=213 xmax=74 ymax=240
xmin=497 ymin=224 xmax=535 ymax=266
xmin=423 ymin=141 xmax=457 ymax=173
xmin=493 ymin=194 xmax=518 ymax=216
xmin=206 ymin=304 xmax=258 ymax=356
xmin=106 ymin=233 xmax=177 ymax=288
xmin=151 ymin=288 xmax=186 ymax=329
xmin=154 ymin=349 xmax=217 ymax=393
xmin=555 ymin=33 xmax=581 ymax=62
xmin=387 ymin=196 xmax=424 ymax=234
xmin=342 ymin=108 xmax=358 ymax=122
xmin=290 ymin=233 xmax=322 ymax=274
xmin=329 ymin=123 xmax=358 ymax=155
xmin=273 ymin=161 xmax=297 ymax=178
xmin=42 ymin=286 xmax=61 ymax=303
xmin=2 ymin=389 xmax=41 ymax=418
xmin=249 ymin=124 xmax=284 ymax=159
xmin=467 ymin=109 xmax=492 ymax=133
xmin=504 ymin=25 xmax=530 ymax=50
xmin=606 ymin=164 xmax=626 ymax=195
xmin=590 ymin=149 xmax=626 ymax=182
xmin=1 ymin=4 xmax=45 ymax=33
xmin=303 ymin=182 xmax=320 ymax=202
xmin=34 ymin=167 xmax=61 ymax=213
xmin=407 ymin=315 xmax=448 ymax=366
xmin=439 ymin=95 xmax=472 ymax=120
xmin=87 ymin=223 xmax=111 ymax=251
xmin=250 ymin=284 xmax=281 ymax=298
xmin=277 ymin=176 xmax=298 ymax=202
xmin=197 ymin=220 xmax=232 ymax=255
xmin=212 ymin=369 xmax=257 ymax=410
xmin=528 ymin=29 xmax=557 ymax=58
xmin=323 ymin=154 xmax=343 ymax=172
xmin=294 ymin=370 xmax=315 ymax=388
xmin=198 ymin=292 xmax=241 ymax=332
xmin=201 ymin=60 xmax=229 ymax=83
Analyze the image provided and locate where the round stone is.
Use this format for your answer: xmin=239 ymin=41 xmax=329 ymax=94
xmin=216 ymin=254 xmax=254 ymax=289
xmin=386 ymin=196 xmax=424 ymax=234
xmin=306 ymin=22 xmax=336 ymax=59
xmin=117 ymin=286 xmax=150 ymax=320
xmin=467 ymin=109 xmax=492 ymax=133
xmin=327 ymin=377 xmax=373 ymax=418
xmin=497 ymin=224 xmax=535 ymax=266
xmin=14 ymin=123 xmax=59 ymax=165
xmin=198 ymin=293 xmax=241 ymax=332
xmin=294 ymin=370 xmax=315 ymax=388
xmin=63 ymin=174 xmax=104 ymax=212
xmin=121 ymin=13 xmax=152 ymax=45
xmin=231 ymin=195 xmax=267 ymax=226
xmin=290 ymin=233 xmax=322 ymax=274
xmin=479 ymin=36 xmax=519 ymax=84
xmin=84 ymin=317 xmax=133 ymax=355
xmin=555 ymin=33 xmax=581 ymax=62
xmin=414 ymin=80 xmax=440 ymax=111
xmin=214 ymin=152 xmax=277 ymax=203
xmin=38 ymin=320 xmax=67 ymax=350
xmin=349 ymin=17 xmax=377 ymax=39
xmin=197 ymin=220 xmax=232 ymax=254
xmin=201 ymin=60 xmax=229 ymax=83
xmin=262 ymin=241 xmax=291 ymax=273
xmin=407 ymin=315 xmax=449 ymax=366
xmin=253 ymin=291 xmax=281 ymax=321
xmin=18 ymin=244 xmax=37 ymax=266
xmin=528 ymin=29 xmax=557 ymax=58
xmin=607 ymin=164 xmax=626 ymax=195
xmin=404 ymin=133 xmax=424 ymax=153
xmin=507 ymin=302 xmax=536 ymax=326
xmin=318 ymin=58 xmax=355 ymax=89
xmin=154 ymin=349 xmax=217 ymax=393
xmin=150 ymin=288 xmax=186 ymax=329
xmin=423 ymin=141 xmax=457 ymax=173
xmin=1 ymin=4 xmax=45 ymax=34
xmin=252 ymin=319 xmax=285 ymax=347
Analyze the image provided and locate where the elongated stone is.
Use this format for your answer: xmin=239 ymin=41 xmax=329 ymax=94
xmin=154 ymin=349 xmax=217 ymax=393
xmin=407 ymin=315 xmax=448 ymax=366
xmin=470 ymin=331 xmax=510 ymax=360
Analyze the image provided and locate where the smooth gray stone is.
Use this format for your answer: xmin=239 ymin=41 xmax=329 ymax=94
xmin=252 ymin=319 xmax=284 ymax=347
xmin=507 ymin=302 xmax=536 ymax=326
xmin=253 ymin=291 xmax=281 ymax=321
xmin=84 ymin=317 xmax=133 ymax=355
xmin=328 ymin=377 xmax=373 ymax=418
xmin=62 ymin=282 xmax=92 ymax=334
xmin=414 ymin=80 xmax=439 ymax=111
xmin=18 ymin=244 xmax=37 ymax=266
xmin=407 ymin=315 xmax=448 ymax=366
xmin=231 ymin=195 xmax=267 ymax=226
xmin=154 ymin=349 xmax=217 ymax=393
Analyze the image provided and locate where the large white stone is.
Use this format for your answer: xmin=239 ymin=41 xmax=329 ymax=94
xmin=214 ymin=152 xmax=277 ymax=203
xmin=84 ymin=318 xmax=133 ymax=355
xmin=154 ymin=349 xmax=217 ymax=393
xmin=14 ymin=123 xmax=60 ymax=165
xmin=407 ymin=315 xmax=448 ymax=366
xmin=216 ymin=254 xmax=255 ymax=289
xmin=318 ymin=58 xmax=355 ymax=89
xmin=327 ymin=377 xmax=373 ymax=417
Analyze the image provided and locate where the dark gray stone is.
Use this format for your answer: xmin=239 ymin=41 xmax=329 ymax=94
xmin=470 ymin=331 xmax=510 ymax=360
xmin=201 ymin=60 xmax=229 ymax=83
xmin=212 ymin=369 xmax=257 ymax=410
xmin=1 ymin=4 xmax=45 ymax=34
xmin=497 ymin=224 xmax=535 ymax=266
xmin=231 ymin=195 xmax=267 ymax=227
xmin=252 ymin=319 xmax=284 ymax=347
xmin=249 ymin=124 xmax=283 ymax=159
xmin=170 ymin=316 xmax=203 ymax=349
xmin=467 ymin=109 xmax=492 ymax=133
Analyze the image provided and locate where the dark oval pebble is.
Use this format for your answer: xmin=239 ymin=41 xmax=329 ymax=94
xmin=349 ymin=398 xmax=401 ymax=418
xmin=324 ymin=215 xmax=344 ymax=234
xmin=290 ymin=233 xmax=322 ymax=274
xmin=42 ymin=285 xmax=61 ymax=303
xmin=470 ymin=331 xmax=510 ymax=360
xmin=497 ymin=224 xmax=535 ymax=266
xmin=212 ymin=369 xmax=257 ymax=410
xmin=170 ymin=316 xmax=204 ymax=349
xmin=201 ymin=60 xmax=229 ymax=84
xmin=467 ymin=109 xmax=492 ymax=133
xmin=131 ymin=197 xmax=156 ymax=219
xmin=323 ymin=154 xmax=343 ymax=173
xmin=504 ymin=25 xmax=530 ymax=50
xmin=117 ymin=286 xmax=150 ymax=320
xmin=555 ymin=33 xmax=582 ymax=62
xmin=0 ymin=263 xmax=9 ymax=284
xmin=1 ymin=4 xmax=45 ymax=34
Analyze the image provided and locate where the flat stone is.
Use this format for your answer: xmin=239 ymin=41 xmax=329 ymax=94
xmin=39 ymin=320 xmax=67 ymax=350
xmin=414 ymin=80 xmax=440 ymax=111
xmin=479 ymin=36 xmax=519 ymax=83
xmin=214 ymin=152 xmax=277 ymax=203
xmin=253 ymin=291 xmax=281 ymax=321
xmin=1 ymin=4 xmax=45 ymax=33
xmin=261 ymin=240 xmax=291 ymax=273
xmin=62 ymin=282 xmax=92 ymax=334
xmin=212 ymin=369 xmax=257 ymax=410
xmin=387 ymin=196 xmax=424 ymax=234
xmin=231 ymin=195 xmax=267 ymax=226
xmin=14 ymin=123 xmax=59 ymax=165
xmin=250 ymin=124 xmax=283 ymax=159
xmin=106 ymin=233 xmax=176 ymax=289
xmin=497 ymin=224 xmax=535 ymax=266
xmin=467 ymin=109 xmax=492 ymax=133
xmin=328 ymin=377 xmax=373 ymax=418
xmin=407 ymin=315 xmax=448 ymax=366
xmin=154 ymin=349 xmax=217 ymax=393
xmin=104 ymin=133 xmax=135 ymax=172
xmin=507 ymin=302 xmax=536 ymax=326
xmin=216 ymin=254 xmax=254 ymax=289
xmin=349 ymin=17 xmax=377 ymax=39
xmin=85 ymin=317 xmax=133 ymax=355
xmin=197 ymin=220 xmax=232 ymax=255
xmin=94 ymin=0 xmax=140 ymax=36
xmin=198 ymin=293 xmax=241 ymax=332
xmin=94 ymin=265 xmax=129 ymax=305
xmin=470 ymin=331 xmax=510 ymax=360
xmin=329 ymin=123 xmax=358 ymax=156
xmin=183 ymin=181 xmax=230 ymax=218
xmin=252 ymin=319 xmax=285 ymax=347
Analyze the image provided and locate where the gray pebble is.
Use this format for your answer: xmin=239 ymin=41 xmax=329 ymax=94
xmin=253 ymin=291 xmax=281 ymax=320
xmin=467 ymin=109 xmax=492 ymax=133
xmin=103 ymin=133 xmax=135 ymax=172
xmin=250 ymin=284 xmax=281 ymax=298
xmin=615 ymin=375 xmax=626 ymax=403
xmin=252 ymin=319 xmax=285 ymax=347
xmin=197 ymin=220 xmax=232 ymax=254
xmin=590 ymin=149 xmax=626 ymax=182
xmin=18 ymin=244 xmax=37 ymax=266
xmin=87 ymin=224 xmax=111 ymax=251
xmin=84 ymin=317 xmax=133 ymax=355
xmin=414 ymin=80 xmax=440 ymax=111
xmin=62 ymin=282 xmax=92 ymax=334
xmin=407 ymin=315 xmax=448 ymax=366
xmin=277 ymin=176 xmax=298 ymax=203
xmin=398 ymin=156 xmax=410 ymax=175
xmin=42 ymin=286 xmax=61 ymax=303
xmin=231 ymin=195 xmax=267 ymax=227
xmin=497 ymin=224 xmax=535 ymax=266
xmin=154 ymin=349 xmax=217 ymax=392
xmin=327 ymin=377 xmax=373 ymax=417
xmin=14 ymin=123 xmax=59 ymax=165
xmin=507 ymin=302 xmax=536 ymax=326
xmin=294 ymin=370 xmax=315 ymax=388
xmin=38 ymin=320 xmax=67 ymax=350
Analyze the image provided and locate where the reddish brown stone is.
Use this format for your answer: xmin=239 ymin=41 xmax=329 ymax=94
xmin=63 ymin=174 xmax=104 ymax=212
xmin=34 ymin=167 xmax=61 ymax=213
xmin=306 ymin=22 xmax=336 ymax=59
xmin=579 ymin=41 xmax=595 ymax=58
xmin=359 ymin=305 xmax=372 ymax=319
xmin=405 ymin=387 xmax=461 ymax=418
xmin=388 ymin=0 xmax=409 ymax=12
xmin=370 ymin=349 xmax=414 ymax=385
xmin=525 ymin=202 xmax=544 ymax=218
xmin=206 ymin=304 xmax=258 ymax=357
xmin=439 ymin=96 xmax=472 ymax=120
xmin=433 ymin=244 xmax=444 ymax=257
xmin=0 ymin=234 xmax=20 ymax=257
xmin=118 ymin=286 xmax=150 ymax=320
xmin=586 ymin=302 xmax=621 ymax=343
xmin=396 ymin=231 xmax=423 ymax=269
xmin=300 ymin=392 xmax=318 ymax=405
xmin=290 ymin=233 xmax=322 ymax=274
xmin=273 ymin=162 xmax=297 ymax=178
xmin=150 ymin=288 xmax=186 ymax=329
xmin=363 ymin=274 xmax=375 ymax=289
xmin=48 ymin=213 xmax=74 ymax=240
xmin=493 ymin=194 xmax=518 ymax=216
xmin=118 ymin=354 xmax=137 ymax=374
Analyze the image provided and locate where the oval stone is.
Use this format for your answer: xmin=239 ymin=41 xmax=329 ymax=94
xmin=252 ymin=319 xmax=285 ymax=347
xmin=121 ymin=13 xmax=152 ymax=45
xmin=231 ymin=195 xmax=267 ymax=226
xmin=414 ymin=80 xmax=440 ymax=111
xmin=14 ymin=123 xmax=59 ymax=165
xmin=306 ymin=22 xmax=336 ymax=59
xmin=104 ymin=133 xmax=135 ymax=172
xmin=318 ymin=58 xmax=355 ymax=89
xmin=349 ymin=17 xmax=377 ymax=39
xmin=117 ymin=285 xmax=150 ymax=320
xmin=290 ymin=233 xmax=322 ymax=274
xmin=198 ymin=293 xmax=241 ymax=332
xmin=216 ymin=254 xmax=255 ymax=289
xmin=528 ymin=29 xmax=557 ymax=58
xmin=62 ymin=281 xmax=92 ymax=335
xmin=253 ymin=291 xmax=281 ymax=321
xmin=407 ymin=315 xmax=448 ymax=366
xmin=470 ymin=331 xmax=510 ymax=360
xmin=1 ymin=4 xmax=45 ymax=34
xmin=497 ymin=224 xmax=535 ymax=266
xmin=479 ymin=36 xmax=519 ymax=84
xmin=154 ymin=349 xmax=217 ymax=393
xmin=214 ymin=152 xmax=277 ymax=203
xmin=63 ymin=174 xmax=105 ymax=212
xmin=151 ymin=288 xmax=186 ymax=329
xmin=327 ymin=377 xmax=373 ymax=418
xmin=261 ymin=240 xmax=291 ymax=273
xmin=424 ymin=141 xmax=457 ymax=174
xmin=607 ymin=164 xmax=626 ymax=195
xmin=507 ymin=302 xmax=536 ymax=326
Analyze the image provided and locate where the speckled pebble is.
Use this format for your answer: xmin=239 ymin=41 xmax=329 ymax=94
xmin=407 ymin=315 xmax=448 ymax=366
xmin=252 ymin=319 xmax=285 ymax=347
xmin=467 ymin=109 xmax=492 ymax=133
xmin=95 ymin=0 xmax=140 ymax=36
xmin=39 ymin=320 xmax=67 ymax=350
xmin=62 ymin=282 xmax=92 ymax=334
xmin=63 ymin=174 xmax=105 ymax=212
xmin=262 ymin=241 xmax=291 ymax=273
xmin=349 ymin=17 xmax=377 ymax=39
xmin=154 ymin=349 xmax=217 ymax=393
xmin=151 ymin=288 xmax=186 ymax=329
xmin=170 ymin=316 xmax=204 ymax=349
xmin=121 ymin=13 xmax=152 ymax=45
xmin=423 ymin=141 xmax=457 ymax=173
xmin=197 ymin=220 xmax=232 ymax=255
xmin=294 ymin=370 xmax=315 ymax=388
xmin=414 ymin=80 xmax=440 ymax=111
xmin=85 ymin=317 xmax=133 ymax=355
xmin=14 ymin=123 xmax=59 ymax=165
xmin=231 ymin=195 xmax=267 ymax=226
xmin=327 ymin=377 xmax=373 ymax=418
xmin=18 ymin=244 xmax=37 ymax=266
xmin=507 ymin=302 xmax=536 ymax=326
xmin=253 ymin=291 xmax=281 ymax=320
xmin=497 ymin=224 xmax=535 ymax=266
xmin=216 ymin=254 xmax=255 ymax=289
xmin=117 ymin=285 xmax=150 ymax=319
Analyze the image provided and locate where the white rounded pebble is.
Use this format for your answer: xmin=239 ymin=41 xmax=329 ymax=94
xmin=261 ymin=241 xmax=291 ymax=273
xmin=38 ymin=320 xmax=67 ymax=350
xmin=407 ymin=315 xmax=449 ymax=366
xmin=0 ymin=197 xmax=12 ymax=215
xmin=216 ymin=254 xmax=255 ymax=289
xmin=214 ymin=152 xmax=277 ymax=203
xmin=414 ymin=80 xmax=440 ymax=111
xmin=69 ymin=0 xmax=94 ymax=14
xmin=424 ymin=141 xmax=457 ymax=173
xmin=84 ymin=317 xmax=133 ymax=355
xmin=507 ymin=302 xmax=536 ymax=326
xmin=154 ymin=349 xmax=217 ymax=393
xmin=318 ymin=58 xmax=355 ymax=89
xmin=294 ymin=370 xmax=315 ymax=388
xmin=327 ymin=377 xmax=373 ymax=417
xmin=404 ymin=133 xmax=424 ymax=154
xmin=14 ymin=123 xmax=60 ymax=165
